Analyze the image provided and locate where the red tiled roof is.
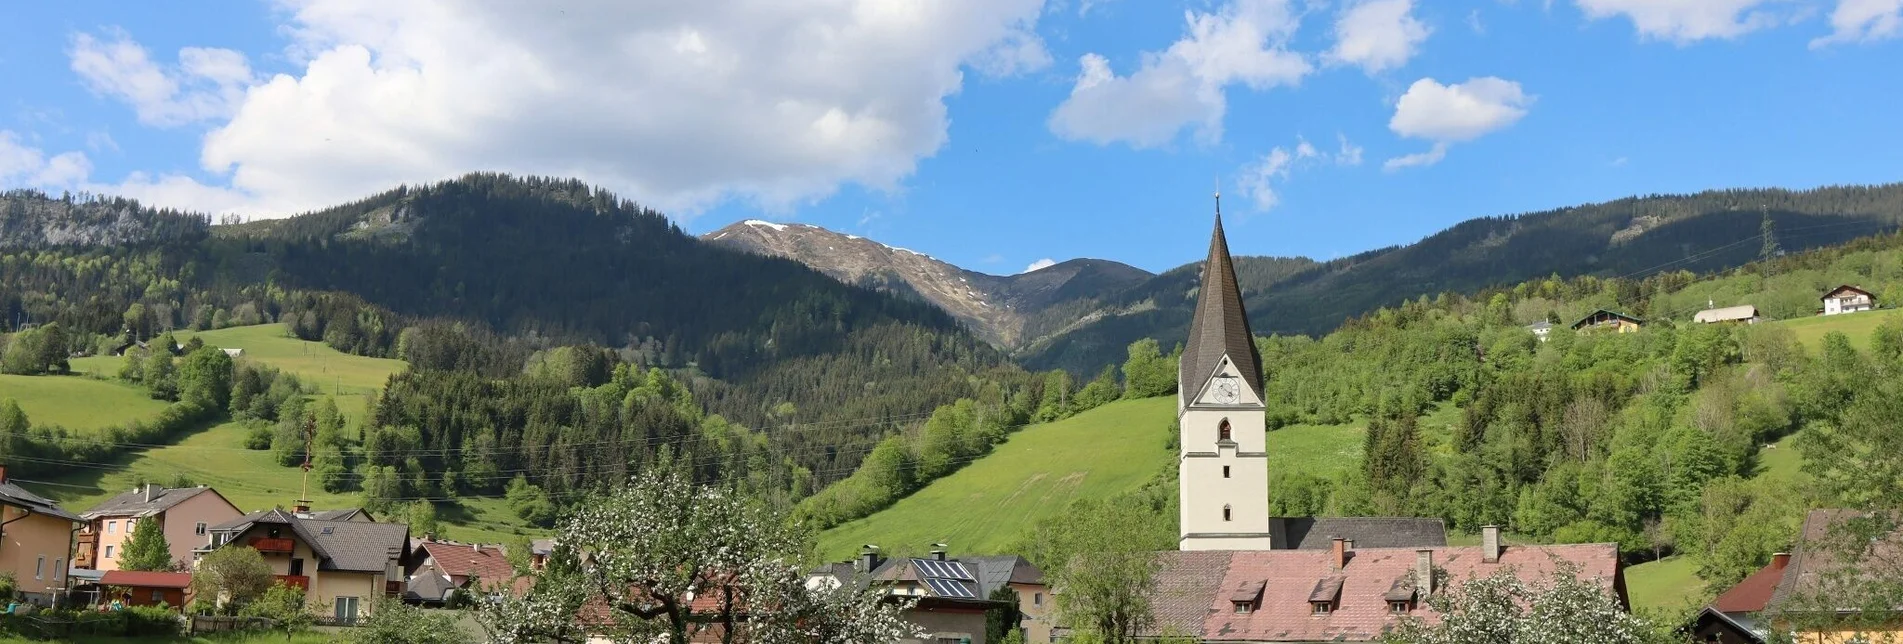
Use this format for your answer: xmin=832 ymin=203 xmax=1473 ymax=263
xmin=100 ymin=570 xmax=192 ymax=589
xmin=1712 ymin=558 xmax=1787 ymax=613
xmin=420 ymin=541 xmax=517 ymax=589
xmin=1149 ymin=543 xmax=1621 ymax=642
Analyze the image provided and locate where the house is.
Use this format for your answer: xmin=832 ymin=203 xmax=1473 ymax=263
xmin=1525 ymin=320 xmax=1554 ymax=341
xmin=529 ymin=538 xmax=555 ymax=571
xmin=1683 ymin=552 xmax=1790 ymax=643
xmin=809 ymin=548 xmax=1040 ymax=644
xmin=99 ymin=570 xmax=193 ymax=609
xmin=220 ymin=348 xmax=244 ymax=358
xmin=0 ymin=467 xmax=84 ymax=604
xmin=1763 ymin=509 xmax=1903 ymax=643
xmin=1144 ymin=527 xmax=1625 ymax=642
xmin=1695 ymin=305 xmax=1760 ymax=325
xmin=198 ymin=506 xmax=411 ymax=623
xmin=1571 ymin=309 xmax=1644 ymax=333
xmin=404 ymin=540 xmax=527 ymax=605
xmin=1821 ymin=285 xmax=1876 ymax=316
xmin=77 ymin=484 xmax=242 ymax=571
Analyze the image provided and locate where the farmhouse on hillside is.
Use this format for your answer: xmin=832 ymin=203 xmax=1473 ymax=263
xmin=77 ymin=483 xmax=242 ymax=571
xmin=196 ymin=505 xmax=411 ymax=622
xmin=1694 ymin=305 xmax=1759 ymax=325
xmin=1525 ymin=320 xmax=1554 ymax=341
xmin=0 ymin=467 xmax=83 ymax=605
xmin=1571 ymin=309 xmax=1644 ymax=333
xmin=1821 ymin=285 xmax=1876 ymax=315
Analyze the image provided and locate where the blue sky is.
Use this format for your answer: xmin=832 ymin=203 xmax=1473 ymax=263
xmin=2 ymin=1 xmax=1900 ymax=274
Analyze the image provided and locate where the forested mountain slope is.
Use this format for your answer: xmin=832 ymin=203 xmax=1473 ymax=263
xmin=1022 ymin=184 xmax=1903 ymax=375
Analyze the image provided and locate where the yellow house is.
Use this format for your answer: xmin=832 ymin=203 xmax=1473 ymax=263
xmin=198 ymin=507 xmax=410 ymax=622
xmin=0 ymin=469 xmax=84 ymax=604
xmin=1571 ymin=309 xmax=1644 ymax=333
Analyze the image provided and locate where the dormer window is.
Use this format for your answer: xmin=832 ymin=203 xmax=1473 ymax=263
xmin=1312 ymin=601 xmax=1335 ymax=615
xmin=1218 ymin=419 xmax=1232 ymax=442
xmin=1389 ymin=600 xmax=1412 ymax=614
xmin=1309 ymin=576 xmax=1344 ymax=616
xmin=1233 ymin=601 xmax=1254 ymax=614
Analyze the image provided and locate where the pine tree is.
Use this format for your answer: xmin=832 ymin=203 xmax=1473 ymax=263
xmin=119 ymin=517 xmax=175 ymax=571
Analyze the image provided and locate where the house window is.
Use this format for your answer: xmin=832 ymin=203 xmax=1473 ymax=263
xmin=107 ymin=521 xmax=117 ymax=534
xmin=35 ymin=556 xmax=44 ymax=580
xmin=53 ymin=559 xmax=62 ymax=581
xmin=335 ymin=596 xmax=361 ymax=623
xmin=195 ymin=522 xmax=207 ymax=535
xmin=1218 ymin=419 xmax=1232 ymax=442
xmin=1311 ymin=601 xmax=1334 ymax=615
xmin=152 ymin=590 xmax=164 ymax=602
xmin=1223 ymin=466 xmax=1231 ymax=479
xmin=1034 ymin=592 xmax=1042 ymax=606
xmin=1223 ymin=505 xmax=1232 ymax=522
xmin=104 ymin=545 xmax=115 ymax=558
xmin=1389 ymin=600 xmax=1412 ymax=614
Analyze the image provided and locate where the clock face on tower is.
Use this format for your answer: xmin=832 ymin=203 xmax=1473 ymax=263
xmin=1213 ymin=377 xmax=1240 ymax=404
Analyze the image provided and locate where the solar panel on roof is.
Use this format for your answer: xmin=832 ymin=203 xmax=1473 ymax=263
xmin=943 ymin=580 xmax=976 ymax=598
xmin=940 ymin=561 xmax=974 ymax=580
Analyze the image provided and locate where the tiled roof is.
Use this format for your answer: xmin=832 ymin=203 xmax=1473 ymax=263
xmin=405 ymin=567 xmax=455 ymax=603
xmin=306 ymin=519 xmax=408 ymax=572
xmin=1769 ymin=509 xmax=1903 ymax=612
xmin=307 ymin=508 xmax=372 ymax=521
xmin=0 ymin=481 xmax=80 ymax=522
xmin=1181 ymin=214 xmax=1265 ymax=401
xmin=1822 ymin=285 xmax=1874 ymax=300
xmin=100 ymin=570 xmax=192 ymax=589
xmin=80 ymin=485 xmax=220 ymax=520
xmin=1571 ymin=309 xmax=1643 ymax=330
xmin=419 ymin=541 xmax=516 ymax=587
xmin=1148 ymin=543 xmax=1621 ymax=642
xmin=1273 ymin=517 xmax=1448 ymax=550
xmin=1712 ymin=557 xmax=1788 ymax=613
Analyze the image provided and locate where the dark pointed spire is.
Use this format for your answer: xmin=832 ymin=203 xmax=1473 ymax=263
xmin=1180 ymin=208 xmax=1265 ymax=401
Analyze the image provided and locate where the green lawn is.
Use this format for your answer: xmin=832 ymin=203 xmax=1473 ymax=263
xmin=1773 ymin=307 xmax=1903 ymax=351
xmin=814 ymin=397 xmax=1372 ymax=561
xmin=816 ymin=397 xmax=1178 ymax=560
xmin=0 ymin=374 xmax=171 ymax=431
xmin=177 ymin=325 xmax=406 ymax=422
xmin=1755 ymin=431 xmax=1805 ymax=485
xmin=1624 ymin=555 xmax=1708 ymax=614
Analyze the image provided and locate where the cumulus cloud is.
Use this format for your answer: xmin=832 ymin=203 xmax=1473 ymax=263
xmin=1574 ymin=0 xmax=1782 ymax=43
xmin=1022 ymin=258 xmax=1058 ymax=273
xmin=0 ymin=132 xmax=93 ymax=188
xmin=67 ymin=0 xmax=1050 ymax=218
xmin=1325 ymin=0 xmax=1431 ymax=73
xmin=1383 ymin=77 xmax=1531 ymax=170
xmin=69 ymin=30 xmax=254 ymax=127
xmin=1811 ymin=0 xmax=1903 ymax=47
xmin=1048 ymin=0 xmax=1311 ymax=147
xmin=1234 ymin=135 xmax=1360 ymax=211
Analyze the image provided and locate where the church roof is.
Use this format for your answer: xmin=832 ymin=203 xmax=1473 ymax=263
xmin=1181 ymin=213 xmax=1265 ymax=400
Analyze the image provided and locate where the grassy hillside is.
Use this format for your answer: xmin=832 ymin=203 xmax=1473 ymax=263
xmin=1774 ymin=307 xmax=1903 ymax=351
xmin=0 ymin=374 xmax=169 ymax=431
xmin=71 ymin=324 xmax=403 ymax=422
xmin=1624 ymin=555 xmax=1706 ymax=615
xmin=815 ymin=396 xmax=1378 ymax=561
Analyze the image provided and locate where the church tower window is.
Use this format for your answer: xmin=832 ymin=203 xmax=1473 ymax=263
xmin=1218 ymin=419 xmax=1232 ymax=442
xmin=1223 ymin=505 xmax=1232 ymax=522
xmin=1223 ymin=466 xmax=1231 ymax=479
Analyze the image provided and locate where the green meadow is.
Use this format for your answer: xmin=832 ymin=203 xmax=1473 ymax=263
xmin=0 ymin=374 xmax=170 ymax=431
xmin=1773 ymin=306 xmax=1903 ymax=351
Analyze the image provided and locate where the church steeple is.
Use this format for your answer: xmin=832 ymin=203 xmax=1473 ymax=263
xmin=1180 ymin=203 xmax=1264 ymax=403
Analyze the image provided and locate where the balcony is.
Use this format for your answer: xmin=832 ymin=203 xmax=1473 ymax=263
xmin=276 ymin=575 xmax=310 ymax=591
xmin=249 ymin=537 xmax=296 ymax=554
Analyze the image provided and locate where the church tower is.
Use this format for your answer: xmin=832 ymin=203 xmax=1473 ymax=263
xmin=1177 ymin=195 xmax=1272 ymax=551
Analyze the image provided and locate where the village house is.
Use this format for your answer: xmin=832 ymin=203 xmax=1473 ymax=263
xmin=809 ymin=547 xmax=1046 ymax=644
xmin=0 ymin=467 xmax=83 ymax=605
xmin=1695 ymin=304 xmax=1760 ymax=325
xmin=1821 ymin=285 xmax=1876 ymax=316
xmin=1144 ymin=527 xmax=1625 ymax=642
xmin=1525 ymin=320 xmax=1554 ymax=341
xmin=77 ymin=484 xmax=242 ymax=571
xmin=197 ymin=506 xmax=411 ymax=623
xmin=1571 ymin=309 xmax=1644 ymax=333
xmin=1690 ymin=509 xmax=1903 ymax=644
xmin=404 ymin=539 xmax=527 ymax=605
xmin=97 ymin=570 xmax=193 ymax=609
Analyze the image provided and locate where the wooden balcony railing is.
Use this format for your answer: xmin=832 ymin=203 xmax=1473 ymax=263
xmin=275 ymin=575 xmax=310 ymax=591
xmin=250 ymin=537 xmax=295 ymax=554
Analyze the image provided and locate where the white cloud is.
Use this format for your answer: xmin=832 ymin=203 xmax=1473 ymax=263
xmin=86 ymin=131 xmax=120 ymax=154
xmin=1384 ymin=76 xmax=1531 ymax=170
xmin=1023 ymin=258 xmax=1058 ymax=273
xmin=68 ymin=0 xmax=1049 ymax=218
xmin=1048 ymin=0 xmax=1311 ymax=148
xmin=1325 ymin=0 xmax=1431 ymax=73
xmin=69 ymin=30 xmax=254 ymax=127
xmin=1574 ymin=0 xmax=1782 ymax=43
xmin=1234 ymin=135 xmax=1360 ymax=211
xmin=1468 ymin=9 xmax=1487 ymax=35
xmin=1811 ymin=0 xmax=1903 ymax=47
xmin=0 ymin=131 xmax=93 ymax=188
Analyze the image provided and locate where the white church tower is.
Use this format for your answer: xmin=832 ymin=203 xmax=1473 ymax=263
xmin=1177 ymin=196 xmax=1272 ymax=551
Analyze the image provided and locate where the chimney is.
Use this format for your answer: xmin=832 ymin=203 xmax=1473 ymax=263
xmin=142 ymin=484 xmax=162 ymax=503
xmin=1331 ymin=537 xmax=1347 ymax=571
xmin=1481 ymin=525 xmax=1502 ymax=563
xmin=292 ymin=500 xmax=311 ymax=514
xmin=1772 ymin=552 xmax=1791 ymax=570
xmin=1415 ymin=549 xmax=1435 ymax=596
xmin=930 ymin=542 xmax=948 ymax=562
xmin=473 ymin=543 xmax=482 ymax=554
xmin=859 ymin=547 xmax=883 ymax=574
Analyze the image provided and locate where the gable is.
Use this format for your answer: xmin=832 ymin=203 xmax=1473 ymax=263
xmin=1188 ymin=355 xmax=1263 ymax=408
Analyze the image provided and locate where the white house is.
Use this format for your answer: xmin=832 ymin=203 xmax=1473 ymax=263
xmin=1821 ymin=285 xmax=1875 ymax=316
